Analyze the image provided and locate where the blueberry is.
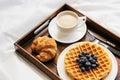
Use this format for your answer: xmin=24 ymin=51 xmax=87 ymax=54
xmin=81 ymin=67 xmax=86 ymax=72
xmin=81 ymin=52 xmax=86 ymax=56
xmin=91 ymin=54 xmax=95 ymax=57
xmin=85 ymin=62 xmax=91 ymax=67
xmin=92 ymin=55 xmax=98 ymax=60
xmin=79 ymin=54 xmax=83 ymax=57
xmin=88 ymin=57 xmax=93 ymax=62
xmin=76 ymin=58 xmax=79 ymax=62
xmin=85 ymin=52 xmax=89 ymax=55
xmin=79 ymin=57 xmax=83 ymax=60
xmin=91 ymin=64 xmax=97 ymax=68
xmin=90 ymin=59 xmax=96 ymax=64
xmin=79 ymin=63 xmax=84 ymax=68
xmin=95 ymin=62 xmax=99 ymax=66
xmin=86 ymin=55 xmax=91 ymax=59
xmin=83 ymin=57 xmax=88 ymax=62
xmin=78 ymin=57 xmax=82 ymax=62
xmin=85 ymin=66 xmax=91 ymax=71
xmin=80 ymin=58 xmax=86 ymax=64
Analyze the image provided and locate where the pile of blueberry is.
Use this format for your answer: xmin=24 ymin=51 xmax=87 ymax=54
xmin=76 ymin=52 xmax=99 ymax=72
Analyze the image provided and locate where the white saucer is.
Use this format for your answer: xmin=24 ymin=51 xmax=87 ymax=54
xmin=48 ymin=17 xmax=87 ymax=43
xmin=57 ymin=42 xmax=118 ymax=80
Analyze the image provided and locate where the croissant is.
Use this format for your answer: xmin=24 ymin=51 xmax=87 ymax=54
xmin=31 ymin=36 xmax=57 ymax=62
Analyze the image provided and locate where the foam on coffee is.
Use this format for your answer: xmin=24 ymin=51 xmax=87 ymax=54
xmin=57 ymin=12 xmax=78 ymax=29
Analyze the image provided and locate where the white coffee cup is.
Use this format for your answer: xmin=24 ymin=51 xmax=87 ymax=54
xmin=56 ymin=10 xmax=86 ymax=34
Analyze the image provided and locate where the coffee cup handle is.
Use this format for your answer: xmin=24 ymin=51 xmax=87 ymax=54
xmin=78 ymin=16 xmax=86 ymax=26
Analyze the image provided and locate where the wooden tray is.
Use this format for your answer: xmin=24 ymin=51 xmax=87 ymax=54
xmin=14 ymin=4 xmax=120 ymax=80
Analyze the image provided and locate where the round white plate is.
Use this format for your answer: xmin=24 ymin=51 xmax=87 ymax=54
xmin=48 ymin=17 xmax=87 ymax=43
xmin=57 ymin=42 xmax=118 ymax=80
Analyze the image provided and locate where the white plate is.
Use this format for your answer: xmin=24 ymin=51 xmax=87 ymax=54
xmin=57 ymin=42 xmax=118 ymax=80
xmin=48 ymin=17 xmax=87 ymax=43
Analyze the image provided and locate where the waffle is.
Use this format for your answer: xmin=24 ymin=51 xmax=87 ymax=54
xmin=64 ymin=42 xmax=112 ymax=80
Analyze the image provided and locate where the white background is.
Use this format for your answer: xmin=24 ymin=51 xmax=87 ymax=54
xmin=0 ymin=0 xmax=120 ymax=80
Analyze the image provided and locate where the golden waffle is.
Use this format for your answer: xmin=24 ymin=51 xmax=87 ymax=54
xmin=64 ymin=42 xmax=112 ymax=80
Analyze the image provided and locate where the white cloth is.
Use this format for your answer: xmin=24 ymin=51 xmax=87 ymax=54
xmin=0 ymin=0 xmax=120 ymax=80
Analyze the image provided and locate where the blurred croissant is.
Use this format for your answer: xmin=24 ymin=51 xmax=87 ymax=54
xmin=31 ymin=36 xmax=57 ymax=62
